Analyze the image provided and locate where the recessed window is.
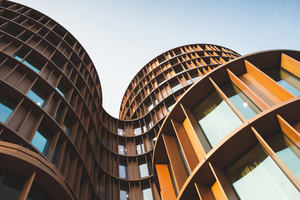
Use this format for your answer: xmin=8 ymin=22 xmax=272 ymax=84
xmin=13 ymin=54 xmax=41 ymax=73
xmin=136 ymin=141 xmax=145 ymax=155
xmin=221 ymin=82 xmax=261 ymax=120
xmin=31 ymin=129 xmax=50 ymax=155
xmin=266 ymin=132 xmax=300 ymax=180
xmin=134 ymin=127 xmax=142 ymax=135
xmin=118 ymin=128 xmax=124 ymax=136
xmin=263 ymin=67 xmax=300 ymax=96
xmin=0 ymin=96 xmax=15 ymax=123
xmin=62 ymin=116 xmax=72 ymax=136
xmin=119 ymin=164 xmax=128 ymax=179
xmin=27 ymin=85 xmax=47 ymax=107
xmin=171 ymin=82 xmax=181 ymax=93
xmin=226 ymin=142 xmax=300 ymax=199
xmin=142 ymin=187 xmax=153 ymax=200
xmin=27 ymin=90 xmax=45 ymax=107
xmin=120 ymin=189 xmax=129 ymax=200
xmin=56 ymin=80 xmax=68 ymax=98
xmin=118 ymin=144 xmax=126 ymax=155
xmin=139 ymin=163 xmax=149 ymax=178
xmin=193 ymin=89 xmax=242 ymax=147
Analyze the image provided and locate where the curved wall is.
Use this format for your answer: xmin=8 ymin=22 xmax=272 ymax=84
xmin=152 ymin=50 xmax=300 ymax=199
xmin=0 ymin=1 xmax=242 ymax=200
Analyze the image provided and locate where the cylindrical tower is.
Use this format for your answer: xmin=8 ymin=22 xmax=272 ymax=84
xmin=0 ymin=1 xmax=102 ymax=199
xmin=0 ymin=1 xmax=244 ymax=200
xmin=153 ymin=50 xmax=300 ymax=199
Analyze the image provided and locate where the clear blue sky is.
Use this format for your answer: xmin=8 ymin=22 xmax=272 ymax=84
xmin=14 ymin=0 xmax=300 ymax=117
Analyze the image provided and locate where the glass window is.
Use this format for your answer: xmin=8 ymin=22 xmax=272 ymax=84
xmin=120 ymin=190 xmax=129 ymax=200
xmin=0 ymin=96 xmax=15 ymax=123
xmin=136 ymin=142 xmax=145 ymax=154
xmin=55 ymin=88 xmax=65 ymax=97
xmin=148 ymin=104 xmax=154 ymax=112
xmin=56 ymin=80 xmax=68 ymax=98
xmin=118 ymin=128 xmax=124 ymax=136
xmin=142 ymin=187 xmax=153 ymax=200
xmin=221 ymin=82 xmax=261 ymax=120
xmin=31 ymin=129 xmax=50 ymax=155
xmin=192 ymin=76 xmax=200 ymax=83
xmin=266 ymin=133 xmax=300 ymax=180
xmin=171 ymin=83 xmax=181 ymax=93
xmin=119 ymin=164 xmax=127 ymax=179
xmin=0 ymin=169 xmax=26 ymax=199
xmin=13 ymin=55 xmax=41 ymax=73
xmin=139 ymin=163 xmax=149 ymax=178
xmin=226 ymin=142 xmax=300 ymax=199
xmin=118 ymin=144 xmax=126 ymax=155
xmin=193 ymin=90 xmax=242 ymax=147
xmin=134 ymin=127 xmax=142 ymax=135
xmin=27 ymin=89 xmax=45 ymax=107
xmin=54 ymin=105 xmax=63 ymax=122
xmin=263 ymin=67 xmax=300 ymax=96
xmin=62 ymin=117 xmax=72 ymax=136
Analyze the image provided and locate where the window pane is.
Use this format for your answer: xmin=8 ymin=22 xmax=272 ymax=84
xmin=222 ymin=82 xmax=261 ymax=120
xmin=31 ymin=130 xmax=50 ymax=155
xmin=119 ymin=164 xmax=127 ymax=178
xmin=263 ymin=67 xmax=300 ymax=96
xmin=266 ymin=133 xmax=300 ymax=180
xmin=56 ymin=87 xmax=65 ymax=97
xmin=136 ymin=143 xmax=145 ymax=154
xmin=119 ymin=144 xmax=125 ymax=155
xmin=13 ymin=55 xmax=40 ymax=73
xmin=139 ymin=163 xmax=149 ymax=178
xmin=0 ymin=98 xmax=14 ymax=123
xmin=226 ymin=143 xmax=300 ymax=199
xmin=120 ymin=190 xmax=128 ymax=200
xmin=27 ymin=90 xmax=45 ymax=107
xmin=142 ymin=188 xmax=153 ymax=200
xmin=62 ymin=117 xmax=72 ymax=136
xmin=193 ymin=90 xmax=242 ymax=147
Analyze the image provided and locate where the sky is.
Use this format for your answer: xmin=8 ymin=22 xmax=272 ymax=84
xmin=13 ymin=0 xmax=300 ymax=117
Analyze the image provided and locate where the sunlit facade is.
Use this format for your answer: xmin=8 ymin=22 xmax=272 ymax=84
xmin=0 ymin=1 xmax=243 ymax=199
xmin=153 ymin=50 xmax=300 ymax=200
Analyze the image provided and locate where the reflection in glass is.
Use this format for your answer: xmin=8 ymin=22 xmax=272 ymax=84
xmin=139 ymin=163 xmax=149 ymax=178
xmin=227 ymin=143 xmax=300 ymax=199
xmin=31 ymin=130 xmax=50 ymax=155
xmin=27 ymin=90 xmax=45 ymax=107
xmin=263 ymin=67 xmax=300 ymax=96
xmin=0 ymin=97 xmax=14 ymax=123
xmin=142 ymin=187 xmax=153 ymax=200
xmin=222 ymin=82 xmax=261 ymax=120
xmin=266 ymin=133 xmax=300 ymax=180
xmin=13 ymin=55 xmax=41 ymax=73
xmin=193 ymin=90 xmax=242 ymax=147
xmin=120 ymin=190 xmax=129 ymax=200
xmin=136 ymin=142 xmax=145 ymax=154
xmin=119 ymin=144 xmax=125 ymax=155
xmin=62 ymin=117 xmax=72 ymax=136
xmin=119 ymin=164 xmax=127 ymax=178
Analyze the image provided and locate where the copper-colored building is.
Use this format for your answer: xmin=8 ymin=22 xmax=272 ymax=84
xmin=0 ymin=1 xmax=243 ymax=199
xmin=153 ymin=50 xmax=300 ymax=199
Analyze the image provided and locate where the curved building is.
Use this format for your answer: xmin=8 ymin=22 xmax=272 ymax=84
xmin=0 ymin=1 xmax=243 ymax=200
xmin=153 ymin=50 xmax=300 ymax=199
